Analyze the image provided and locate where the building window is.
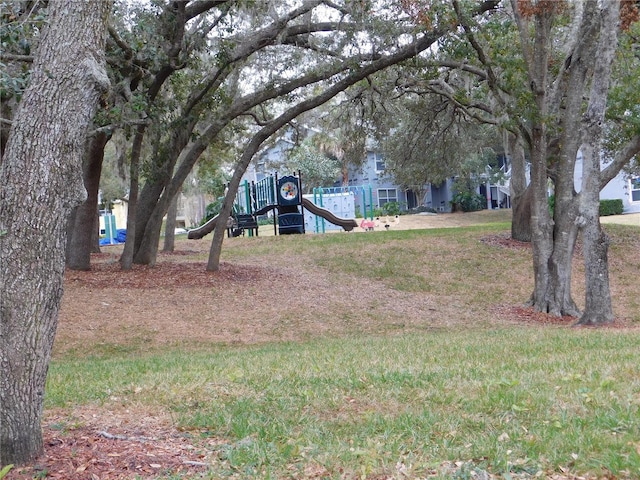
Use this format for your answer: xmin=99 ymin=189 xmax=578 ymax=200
xmin=378 ymin=188 xmax=397 ymax=207
xmin=630 ymin=177 xmax=640 ymax=202
xmin=371 ymin=152 xmax=385 ymax=172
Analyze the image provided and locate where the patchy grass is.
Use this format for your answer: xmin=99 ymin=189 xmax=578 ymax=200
xmin=33 ymin=214 xmax=640 ymax=479
xmin=46 ymin=329 xmax=640 ymax=478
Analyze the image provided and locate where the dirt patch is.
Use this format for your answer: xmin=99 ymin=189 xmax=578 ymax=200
xmin=492 ymin=304 xmax=637 ymax=329
xmin=11 ymin=408 xmax=213 ymax=480
xmin=481 ymin=232 xmax=531 ymax=250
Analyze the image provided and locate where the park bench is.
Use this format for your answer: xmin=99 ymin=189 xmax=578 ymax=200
xmin=228 ymin=213 xmax=259 ymax=237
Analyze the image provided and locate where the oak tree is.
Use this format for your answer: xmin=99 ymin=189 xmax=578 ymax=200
xmin=0 ymin=0 xmax=111 ymax=465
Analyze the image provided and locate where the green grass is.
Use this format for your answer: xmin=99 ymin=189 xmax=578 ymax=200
xmin=45 ymin=218 xmax=640 ymax=478
xmin=46 ymin=329 xmax=640 ymax=478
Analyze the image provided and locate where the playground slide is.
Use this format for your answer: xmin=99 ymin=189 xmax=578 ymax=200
xmin=188 ymin=214 xmax=226 ymax=239
xmin=301 ymin=198 xmax=358 ymax=232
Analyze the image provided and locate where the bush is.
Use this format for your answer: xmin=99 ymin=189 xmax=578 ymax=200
xmin=548 ymin=195 xmax=623 ymax=216
xmin=452 ymin=192 xmax=486 ymax=212
xmin=410 ymin=206 xmax=437 ymax=214
xmin=382 ymin=201 xmax=402 ymax=216
xmin=600 ymin=199 xmax=623 ymax=216
xmin=203 ymin=198 xmax=224 ymax=223
xmin=372 ymin=202 xmax=402 ymax=217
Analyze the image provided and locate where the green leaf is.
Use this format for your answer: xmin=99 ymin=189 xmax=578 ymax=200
xmin=0 ymin=465 xmax=14 ymax=480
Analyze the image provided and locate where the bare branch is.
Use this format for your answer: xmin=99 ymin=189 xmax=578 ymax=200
xmin=88 ymin=119 xmax=151 ymax=136
xmin=0 ymin=53 xmax=33 ymax=63
xmin=185 ymin=0 xmax=231 ymax=20
xmin=600 ymin=134 xmax=640 ymax=188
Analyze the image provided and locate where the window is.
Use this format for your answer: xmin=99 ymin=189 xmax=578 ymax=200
xmin=371 ymin=152 xmax=385 ymax=172
xmin=631 ymin=177 xmax=640 ymax=202
xmin=378 ymin=188 xmax=397 ymax=207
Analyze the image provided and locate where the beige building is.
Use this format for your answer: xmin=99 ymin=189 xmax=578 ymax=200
xmin=99 ymin=194 xmax=211 ymax=236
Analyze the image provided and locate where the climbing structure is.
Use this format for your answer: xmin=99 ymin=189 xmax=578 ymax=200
xmin=188 ymin=173 xmax=357 ymax=239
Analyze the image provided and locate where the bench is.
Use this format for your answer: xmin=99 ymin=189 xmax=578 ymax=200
xmin=228 ymin=214 xmax=259 ymax=237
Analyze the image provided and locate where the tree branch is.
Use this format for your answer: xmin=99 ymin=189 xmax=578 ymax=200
xmin=185 ymin=0 xmax=231 ymax=20
xmin=600 ymin=134 xmax=640 ymax=188
xmin=88 ymin=119 xmax=151 ymax=136
xmin=0 ymin=53 xmax=33 ymax=62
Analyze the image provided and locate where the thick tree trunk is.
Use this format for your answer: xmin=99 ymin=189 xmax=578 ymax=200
xmin=528 ymin=127 xmax=555 ymax=312
xmin=520 ymin=0 xmax=606 ymax=318
xmin=0 ymin=0 xmax=110 ymax=466
xmin=579 ymin=223 xmax=614 ymax=324
xmin=132 ymin=124 xmax=194 ymax=265
xmin=541 ymin=0 xmax=600 ymax=317
xmin=120 ymin=127 xmax=143 ymax=270
xmin=66 ymin=132 xmax=110 ymax=270
xmin=525 ymin=8 xmax=556 ymax=313
xmin=511 ymin=185 xmax=532 ymax=242
xmin=576 ymin=0 xmax=619 ymax=325
xmin=509 ymin=132 xmax=531 ymax=242
xmin=546 ymin=199 xmax=580 ymax=316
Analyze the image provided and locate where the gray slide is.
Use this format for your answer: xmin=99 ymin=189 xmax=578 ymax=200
xmin=302 ymin=198 xmax=358 ymax=231
xmin=188 ymin=214 xmax=228 ymax=239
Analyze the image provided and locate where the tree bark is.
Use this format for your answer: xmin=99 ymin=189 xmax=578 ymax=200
xmin=522 ymin=5 xmax=556 ymax=313
xmin=163 ymin=188 xmax=180 ymax=252
xmin=516 ymin=0 xmax=610 ymax=318
xmin=576 ymin=0 xmax=620 ymax=326
xmin=509 ymin=132 xmax=531 ymax=242
xmin=66 ymin=132 xmax=110 ymax=270
xmin=511 ymin=184 xmax=532 ymax=242
xmin=0 ymin=0 xmax=110 ymax=466
xmin=120 ymin=125 xmax=143 ymax=270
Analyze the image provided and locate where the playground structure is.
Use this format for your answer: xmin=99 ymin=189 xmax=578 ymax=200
xmin=99 ymin=212 xmax=127 ymax=245
xmin=188 ymin=174 xmax=364 ymax=239
xmin=307 ymin=185 xmax=375 ymax=233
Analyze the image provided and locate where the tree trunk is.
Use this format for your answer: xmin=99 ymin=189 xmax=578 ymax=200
xmin=579 ymin=216 xmax=614 ymax=325
xmin=0 ymin=0 xmax=110 ymax=466
xmin=519 ymin=0 xmax=607 ymax=318
xmin=509 ymin=132 xmax=531 ymax=242
xmin=528 ymin=126 xmax=555 ymax=312
xmin=511 ymin=184 xmax=532 ymax=242
xmin=66 ymin=132 xmax=110 ymax=270
xmin=576 ymin=0 xmax=619 ymax=325
xmin=163 ymin=188 xmax=180 ymax=252
xmin=132 ymin=124 xmax=194 ymax=265
xmin=120 ymin=126 xmax=144 ymax=270
xmin=524 ymin=7 xmax=556 ymax=313
xmin=546 ymin=195 xmax=581 ymax=316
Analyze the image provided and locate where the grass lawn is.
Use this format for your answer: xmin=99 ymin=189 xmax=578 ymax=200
xmin=15 ymin=211 xmax=640 ymax=479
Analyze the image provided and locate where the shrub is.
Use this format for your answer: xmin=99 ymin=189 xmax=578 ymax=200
xmin=600 ymin=199 xmax=623 ymax=216
xmin=258 ymin=216 xmax=274 ymax=226
xmin=452 ymin=191 xmax=486 ymax=212
xmin=411 ymin=206 xmax=437 ymax=214
xmin=381 ymin=201 xmax=402 ymax=216
xmin=548 ymin=195 xmax=623 ymax=216
xmin=203 ymin=198 xmax=223 ymax=223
